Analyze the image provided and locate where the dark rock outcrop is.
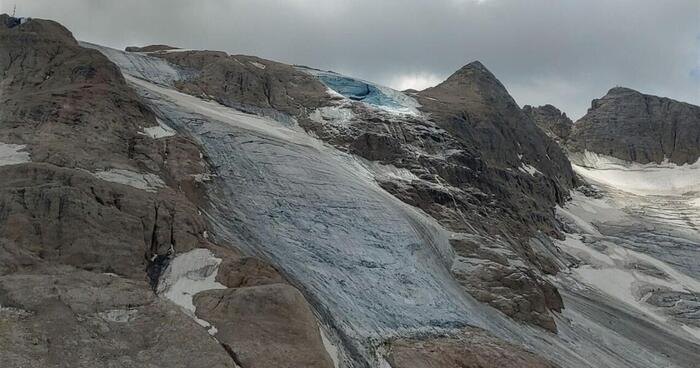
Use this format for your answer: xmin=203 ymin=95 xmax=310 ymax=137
xmin=523 ymin=104 xmax=573 ymax=143
xmin=568 ymin=87 xmax=700 ymax=164
xmin=125 ymin=44 xmax=179 ymax=53
xmin=151 ymin=48 xmax=332 ymax=119
xmin=384 ymin=327 xmax=559 ymax=368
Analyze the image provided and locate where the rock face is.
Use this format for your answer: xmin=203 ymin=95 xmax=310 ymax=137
xmin=195 ymin=284 xmax=336 ymax=368
xmin=151 ymin=49 xmax=332 ymax=119
xmin=416 ymin=62 xmax=574 ymax=181
xmin=384 ymin=327 xmax=559 ymax=368
xmin=0 ymin=15 xmax=333 ymax=368
xmin=568 ymin=87 xmax=700 ymax=164
xmin=523 ymin=104 xmax=573 ymax=143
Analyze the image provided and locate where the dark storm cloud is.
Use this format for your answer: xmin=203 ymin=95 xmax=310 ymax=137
xmin=6 ymin=0 xmax=699 ymax=119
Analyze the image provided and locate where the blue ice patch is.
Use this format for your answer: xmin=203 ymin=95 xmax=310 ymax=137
xmin=318 ymin=74 xmax=404 ymax=110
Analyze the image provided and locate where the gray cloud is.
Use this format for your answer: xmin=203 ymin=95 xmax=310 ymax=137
xmin=6 ymin=0 xmax=699 ymax=119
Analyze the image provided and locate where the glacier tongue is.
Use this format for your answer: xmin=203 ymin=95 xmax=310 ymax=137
xmin=126 ymin=74 xmax=495 ymax=361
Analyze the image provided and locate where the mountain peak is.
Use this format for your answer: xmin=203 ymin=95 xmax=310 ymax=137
xmin=420 ymin=60 xmax=505 ymax=101
xmin=605 ymin=86 xmax=640 ymax=97
xmin=445 ymin=60 xmax=497 ymax=83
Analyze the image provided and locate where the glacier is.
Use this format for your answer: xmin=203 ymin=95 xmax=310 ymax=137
xmin=85 ymin=43 xmax=700 ymax=368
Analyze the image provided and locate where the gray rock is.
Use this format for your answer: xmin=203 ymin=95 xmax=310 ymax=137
xmin=194 ymin=284 xmax=335 ymax=368
xmin=385 ymin=327 xmax=559 ymax=368
xmin=568 ymin=87 xmax=700 ymax=164
xmin=523 ymin=104 xmax=573 ymax=143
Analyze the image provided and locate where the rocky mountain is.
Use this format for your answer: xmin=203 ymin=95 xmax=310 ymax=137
xmin=522 ymin=104 xmax=573 ymax=143
xmin=568 ymin=87 xmax=700 ymax=164
xmin=2 ymin=14 xmax=699 ymax=368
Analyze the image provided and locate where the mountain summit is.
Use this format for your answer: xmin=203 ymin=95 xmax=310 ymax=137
xmin=569 ymin=87 xmax=700 ymax=164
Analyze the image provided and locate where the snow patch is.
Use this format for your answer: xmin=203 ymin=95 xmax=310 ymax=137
xmin=93 ymin=169 xmax=165 ymax=192
xmin=519 ymin=163 xmax=541 ymax=176
xmin=98 ymin=308 xmax=138 ymax=323
xmin=139 ymin=118 xmax=176 ymax=139
xmin=157 ymin=248 xmax=226 ymax=335
xmin=0 ymin=142 xmax=30 ymax=166
xmin=556 ymin=190 xmax=700 ymax=331
xmin=370 ymin=162 xmax=420 ymax=183
xmin=249 ymin=61 xmax=266 ymax=70
xmin=319 ymin=327 xmax=340 ymax=368
xmin=570 ymin=151 xmax=700 ymax=196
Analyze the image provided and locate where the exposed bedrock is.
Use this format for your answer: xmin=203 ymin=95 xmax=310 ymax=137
xmin=568 ymin=87 xmax=700 ymax=164
xmin=522 ymin=104 xmax=573 ymax=143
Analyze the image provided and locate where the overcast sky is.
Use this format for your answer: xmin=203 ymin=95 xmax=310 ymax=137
xmin=4 ymin=0 xmax=699 ymax=119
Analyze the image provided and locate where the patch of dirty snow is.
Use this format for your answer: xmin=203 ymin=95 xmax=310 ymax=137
xmin=309 ymin=105 xmax=355 ymax=126
xmin=370 ymin=162 xmax=419 ymax=183
xmin=157 ymin=248 xmax=226 ymax=335
xmin=98 ymin=308 xmax=138 ymax=323
xmin=0 ymin=142 xmax=30 ymax=166
xmin=139 ymin=118 xmax=176 ymax=139
xmin=93 ymin=169 xmax=165 ymax=192
xmin=556 ymin=189 xmax=700 ymax=336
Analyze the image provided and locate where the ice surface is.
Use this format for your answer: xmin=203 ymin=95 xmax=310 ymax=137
xmin=80 ymin=42 xmax=194 ymax=86
xmin=98 ymin=308 xmax=138 ymax=323
xmin=570 ymin=151 xmax=700 ymax=196
xmin=0 ymin=142 xmax=30 ymax=166
xmin=92 ymin=169 xmax=164 ymax=192
xmin=300 ymin=67 xmax=421 ymax=116
xmin=556 ymin=157 xmax=700 ymax=350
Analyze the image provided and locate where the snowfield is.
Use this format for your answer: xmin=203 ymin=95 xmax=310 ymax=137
xmin=570 ymin=150 xmax=700 ymax=196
